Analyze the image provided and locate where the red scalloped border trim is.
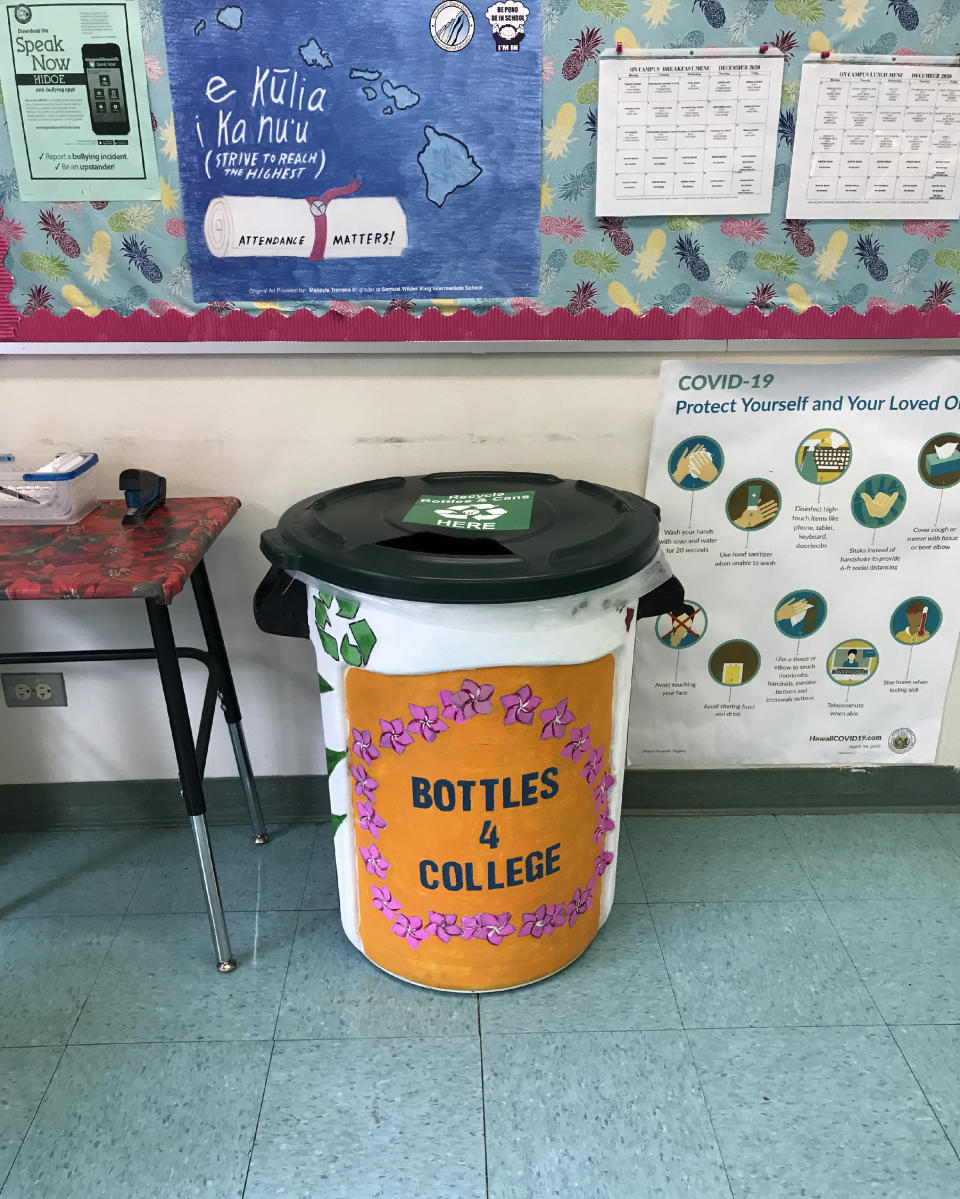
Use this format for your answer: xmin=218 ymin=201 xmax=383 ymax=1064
xmin=6 ymin=285 xmax=960 ymax=344
xmin=0 ymin=237 xmax=19 ymax=341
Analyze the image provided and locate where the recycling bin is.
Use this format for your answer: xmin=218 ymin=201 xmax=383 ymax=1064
xmin=256 ymin=472 xmax=680 ymax=992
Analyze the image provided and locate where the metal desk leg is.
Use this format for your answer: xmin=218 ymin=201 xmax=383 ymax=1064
xmin=146 ymin=598 xmax=237 ymax=973
xmin=190 ymin=559 xmax=269 ymax=845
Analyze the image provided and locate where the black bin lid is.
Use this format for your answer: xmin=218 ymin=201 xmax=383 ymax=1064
xmin=260 ymin=471 xmax=661 ymax=604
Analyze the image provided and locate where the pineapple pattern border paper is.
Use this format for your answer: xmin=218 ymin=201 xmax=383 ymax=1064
xmin=3 ymin=0 xmax=960 ymax=325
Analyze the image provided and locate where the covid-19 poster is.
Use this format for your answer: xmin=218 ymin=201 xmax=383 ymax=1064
xmin=630 ymin=358 xmax=960 ymax=767
xmin=162 ymin=0 xmax=541 ymax=303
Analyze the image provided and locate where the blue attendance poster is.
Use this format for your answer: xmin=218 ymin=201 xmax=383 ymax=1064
xmin=162 ymin=1 xmax=541 ymax=303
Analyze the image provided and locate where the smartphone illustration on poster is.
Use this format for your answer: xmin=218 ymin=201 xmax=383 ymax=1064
xmin=82 ymin=43 xmax=130 ymax=135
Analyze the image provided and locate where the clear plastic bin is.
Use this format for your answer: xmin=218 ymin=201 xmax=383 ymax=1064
xmin=0 ymin=452 xmax=100 ymax=525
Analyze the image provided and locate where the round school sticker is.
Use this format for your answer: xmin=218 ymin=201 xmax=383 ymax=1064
xmin=888 ymin=728 xmax=916 ymax=755
xmin=430 ymin=2 xmax=475 ymax=51
xmin=346 ymin=657 xmax=617 ymax=991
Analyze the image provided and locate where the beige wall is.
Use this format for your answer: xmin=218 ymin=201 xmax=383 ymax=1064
xmin=2 ymin=347 xmax=958 ymax=784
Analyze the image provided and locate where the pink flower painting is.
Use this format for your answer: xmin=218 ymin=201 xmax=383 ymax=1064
xmin=564 ymin=886 xmax=594 ymax=928
xmin=458 ymin=679 xmax=495 ymax=717
xmin=392 ymin=913 xmax=430 ymax=949
xmin=593 ymin=772 xmax=615 ymax=812
xmin=519 ymin=903 xmax=567 ymax=938
xmin=379 ymin=717 xmax=414 ymax=755
xmin=357 ymin=800 xmax=386 ymax=840
xmin=407 ymin=704 xmax=447 ymax=742
xmin=440 ymin=678 xmax=495 ymax=722
xmin=593 ymin=806 xmax=615 ymax=845
xmin=371 ymin=884 xmax=401 ymax=915
xmin=500 ymin=684 xmax=542 ymax=725
xmin=351 ymin=763 xmax=378 ymax=801
xmin=581 ymin=747 xmax=604 ymax=785
xmin=540 ymin=697 xmax=575 ymax=740
xmin=352 ymin=728 xmax=380 ymax=766
xmin=562 ymin=724 xmax=592 ymax=762
xmin=426 ymin=912 xmax=462 ymax=943
xmin=462 ymin=913 xmax=516 ymax=945
xmin=594 ymin=850 xmax=614 ymax=878
xmin=360 ymin=844 xmax=389 ymax=878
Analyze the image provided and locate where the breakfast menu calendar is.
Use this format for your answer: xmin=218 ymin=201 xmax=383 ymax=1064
xmin=787 ymin=54 xmax=960 ymax=220
xmin=595 ymin=49 xmax=784 ymax=217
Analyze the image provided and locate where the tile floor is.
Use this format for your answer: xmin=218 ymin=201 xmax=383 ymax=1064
xmin=3 ymin=813 xmax=960 ymax=1197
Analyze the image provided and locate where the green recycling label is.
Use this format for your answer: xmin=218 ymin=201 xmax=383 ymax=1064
xmin=402 ymin=491 xmax=534 ymax=531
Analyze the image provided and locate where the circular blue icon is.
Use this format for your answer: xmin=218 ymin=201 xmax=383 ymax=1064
xmin=656 ymin=601 xmax=708 ymax=649
xmin=726 ymin=478 xmax=781 ymax=532
xmin=918 ymin=434 xmax=960 ymax=490
xmin=668 ymin=436 xmax=725 ymax=491
xmin=774 ymin=590 xmax=827 ymax=639
xmin=890 ymin=596 xmax=942 ymax=646
xmin=796 ymin=429 xmax=852 ymax=486
xmin=709 ymin=639 xmax=761 ymax=688
xmin=827 ymin=639 xmax=879 ymax=686
xmin=851 ymin=474 xmax=906 ymax=528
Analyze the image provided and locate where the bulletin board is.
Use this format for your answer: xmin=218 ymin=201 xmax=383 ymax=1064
xmin=2 ymin=0 xmax=960 ymax=346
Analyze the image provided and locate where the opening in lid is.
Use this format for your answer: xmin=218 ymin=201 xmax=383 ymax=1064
xmin=378 ymin=531 xmax=517 ymax=558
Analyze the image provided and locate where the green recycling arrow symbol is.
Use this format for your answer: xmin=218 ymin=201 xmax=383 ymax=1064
xmin=314 ymin=593 xmax=377 ymax=666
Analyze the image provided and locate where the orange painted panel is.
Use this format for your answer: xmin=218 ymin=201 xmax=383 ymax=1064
xmin=345 ymin=656 xmax=617 ymax=991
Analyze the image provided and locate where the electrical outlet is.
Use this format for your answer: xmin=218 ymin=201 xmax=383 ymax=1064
xmin=2 ymin=673 xmax=67 ymax=707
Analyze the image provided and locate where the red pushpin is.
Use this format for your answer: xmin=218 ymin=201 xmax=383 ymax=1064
xmin=759 ymin=43 xmax=769 ymax=53
xmin=616 ymin=41 xmax=623 ymax=53
xmin=821 ymin=49 xmax=830 ymax=58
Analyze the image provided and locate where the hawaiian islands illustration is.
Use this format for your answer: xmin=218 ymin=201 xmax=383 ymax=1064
xmin=299 ymin=38 xmax=333 ymax=68
xmin=215 ymin=5 xmax=242 ymax=30
xmin=187 ymin=25 xmax=480 ymax=208
xmin=349 ymin=67 xmax=421 ymax=115
xmin=417 ymin=126 xmax=482 ymax=206
xmin=382 ymin=80 xmax=420 ymax=110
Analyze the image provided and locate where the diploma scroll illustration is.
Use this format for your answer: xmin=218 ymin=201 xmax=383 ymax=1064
xmin=203 ymin=181 xmax=408 ymax=260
